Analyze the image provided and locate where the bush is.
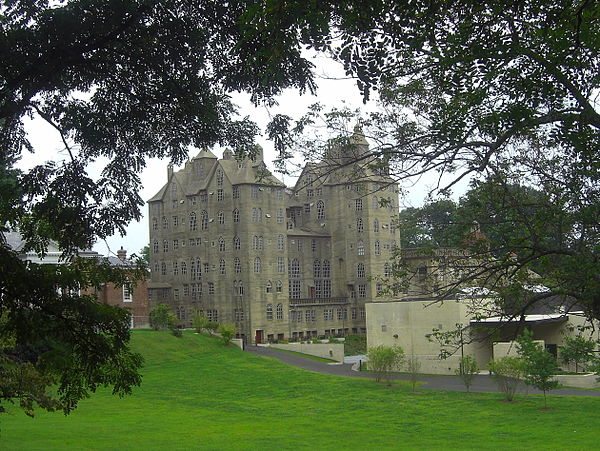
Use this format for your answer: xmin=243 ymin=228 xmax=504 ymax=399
xmin=367 ymin=345 xmax=405 ymax=385
xmin=456 ymin=355 xmax=479 ymax=392
xmin=205 ymin=322 xmax=219 ymax=335
xmin=192 ymin=314 xmax=209 ymax=334
xmin=149 ymin=304 xmax=172 ymax=330
xmin=218 ymin=323 xmax=236 ymax=345
xmin=488 ymin=356 xmax=525 ymax=402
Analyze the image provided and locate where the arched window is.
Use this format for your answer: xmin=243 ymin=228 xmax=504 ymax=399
xmin=316 ymin=200 xmax=325 ymax=220
xmin=200 ymin=210 xmax=208 ymax=230
xmin=234 ymin=235 xmax=241 ymax=250
xmin=357 ymin=240 xmax=364 ymax=256
xmin=234 ymin=257 xmax=241 ymax=273
xmin=384 ymin=263 xmax=391 ymax=277
xmin=254 ymin=257 xmax=261 ymax=273
xmin=266 ymin=281 xmax=273 ymax=293
xmin=322 ymin=260 xmax=331 ymax=278
xmin=357 ymin=218 xmax=364 ymax=233
xmin=152 ymin=217 xmax=158 ymax=230
xmin=218 ymin=236 xmax=225 ymax=252
xmin=163 ymin=240 xmax=169 ymax=253
xmin=252 ymin=208 xmax=259 ymax=222
xmin=162 ymin=216 xmax=168 ymax=229
xmin=217 ymin=211 xmax=224 ymax=224
xmin=277 ymin=234 xmax=285 ymax=250
xmin=258 ymin=236 xmax=263 ymax=250
xmin=219 ymin=258 xmax=226 ymax=275
xmin=216 ymin=169 xmax=224 ymax=185
xmin=153 ymin=241 xmax=159 ymax=253
xmin=189 ymin=212 xmax=197 ymax=231
xmin=276 ymin=280 xmax=283 ymax=293
xmin=238 ymin=281 xmax=244 ymax=296
xmin=290 ymin=258 xmax=300 ymax=277
xmin=266 ymin=304 xmax=273 ymax=320
xmin=233 ymin=208 xmax=240 ymax=222
xmin=313 ymin=260 xmax=321 ymax=277
xmin=253 ymin=236 xmax=259 ymax=250
xmin=276 ymin=303 xmax=283 ymax=320
xmin=373 ymin=219 xmax=379 ymax=232
xmin=357 ymin=263 xmax=365 ymax=278
xmin=374 ymin=240 xmax=381 ymax=255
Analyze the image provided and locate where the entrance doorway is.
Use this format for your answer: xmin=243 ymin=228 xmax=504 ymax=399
xmin=255 ymin=330 xmax=264 ymax=344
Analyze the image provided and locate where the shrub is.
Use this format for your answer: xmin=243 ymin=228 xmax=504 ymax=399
xmin=218 ymin=323 xmax=236 ymax=345
xmin=205 ymin=322 xmax=219 ymax=335
xmin=488 ymin=356 xmax=525 ymax=402
xmin=456 ymin=355 xmax=479 ymax=392
xmin=192 ymin=314 xmax=209 ymax=334
xmin=149 ymin=304 xmax=172 ymax=330
xmin=367 ymin=345 xmax=405 ymax=385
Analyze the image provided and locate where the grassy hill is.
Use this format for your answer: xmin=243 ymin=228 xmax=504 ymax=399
xmin=1 ymin=330 xmax=598 ymax=450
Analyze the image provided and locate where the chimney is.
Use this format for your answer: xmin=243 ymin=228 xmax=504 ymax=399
xmin=117 ymin=246 xmax=127 ymax=261
xmin=167 ymin=164 xmax=173 ymax=179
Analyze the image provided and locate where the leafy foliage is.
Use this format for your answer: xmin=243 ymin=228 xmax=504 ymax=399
xmin=456 ymin=355 xmax=479 ymax=392
xmin=192 ymin=313 xmax=210 ymax=334
xmin=405 ymin=354 xmax=421 ymax=393
xmin=517 ymin=331 xmax=559 ymax=408
xmin=0 ymin=249 xmax=144 ymax=416
xmin=149 ymin=304 xmax=173 ymax=331
xmin=488 ymin=357 xmax=525 ymax=402
xmin=367 ymin=345 xmax=405 ymax=385
xmin=218 ymin=323 xmax=237 ymax=346
xmin=559 ymin=335 xmax=597 ymax=374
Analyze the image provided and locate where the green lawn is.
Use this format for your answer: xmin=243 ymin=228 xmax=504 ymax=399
xmin=1 ymin=330 xmax=597 ymax=450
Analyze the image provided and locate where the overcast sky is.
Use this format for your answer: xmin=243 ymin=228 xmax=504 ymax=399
xmin=20 ymin=53 xmax=442 ymax=257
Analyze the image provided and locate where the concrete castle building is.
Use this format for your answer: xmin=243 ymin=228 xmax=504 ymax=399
xmin=147 ymin=129 xmax=399 ymax=344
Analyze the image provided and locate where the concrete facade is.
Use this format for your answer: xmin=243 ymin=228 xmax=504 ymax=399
xmin=367 ymin=296 xmax=599 ymax=375
xmin=147 ymin=131 xmax=399 ymax=344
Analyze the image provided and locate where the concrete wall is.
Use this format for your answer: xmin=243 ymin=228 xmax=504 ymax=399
xmin=366 ymin=298 xmax=493 ymax=374
xmin=492 ymin=340 xmax=545 ymax=359
xmin=270 ymin=342 xmax=345 ymax=362
xmin=553 ymin=373 xmax=600 ymax=389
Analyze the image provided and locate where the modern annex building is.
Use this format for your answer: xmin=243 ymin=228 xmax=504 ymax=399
xmin=147 ymin=130 xmax=399 ymax=344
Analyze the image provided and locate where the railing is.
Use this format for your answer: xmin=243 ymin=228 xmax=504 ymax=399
xmin=288 ymin=297 xmax=349 ymax=306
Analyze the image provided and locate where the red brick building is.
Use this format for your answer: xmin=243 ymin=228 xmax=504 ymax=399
xmin=89 ymin=247 xmax=151 ymax=328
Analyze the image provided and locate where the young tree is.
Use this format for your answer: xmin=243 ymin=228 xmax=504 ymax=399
xmin=406 ymin=355 xmax=421 ymax=393
xmin=366 ymin=345 xmax=405 ymax=385
xmin=559 ymin=335 xmax=597 ymax=374
xmin=218 ymin=323 xmax=237 ymax=346
xmin=517 ymin=331 xmax=559 ymax=409
xmin=488 ymin=357 xmax=526 ymax=402
xmin=456 ymin=355 xmax=479 ymax=393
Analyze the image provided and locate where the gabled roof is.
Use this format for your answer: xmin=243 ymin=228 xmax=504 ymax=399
xmin=192 ymin=148 xmax=218 ymax=160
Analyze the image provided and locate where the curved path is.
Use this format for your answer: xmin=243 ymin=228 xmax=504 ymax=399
xmin=245 ymin=345 xmax=600 ymax=397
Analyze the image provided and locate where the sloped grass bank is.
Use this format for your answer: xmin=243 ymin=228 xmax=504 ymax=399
xmin=2 ymin=330 xmax=598 ymax=450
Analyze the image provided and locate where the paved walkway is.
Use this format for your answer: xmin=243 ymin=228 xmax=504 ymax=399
xmin=245 ymin=346 xmax=600 ymax=397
